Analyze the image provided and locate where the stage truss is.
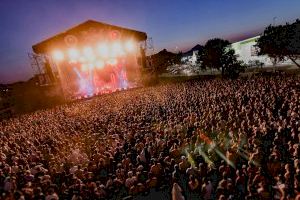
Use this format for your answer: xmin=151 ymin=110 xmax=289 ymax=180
xmin=28 ymin=53 xmax=59 ymax=86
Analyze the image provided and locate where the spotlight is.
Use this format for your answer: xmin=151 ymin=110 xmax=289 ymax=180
xmin=107 ymin=59 xmax=117 ymax=65
xmin=81 ymin=64 xmax=88 ymax=72
xmin=68 ymin=48 xmax=79 ymax=61
xmin=79 ymin=57 xmax=87 ymax=63
xmin=83 ymin=47 xmax=95 ymax=61
xmin=88 ymin=63 xmax=94 ymax=70
xmin=95 ymin=60 xmax=105 ymax=69
xmin=97 ymin=43 xmax=109 ymax=58
xmin=125 ymin=40 xmax=136 ymax=52
xmin=52 ymin=50 xmax=64 ymax=61
xmin=111 ymin=41 xmax=124 ymax=57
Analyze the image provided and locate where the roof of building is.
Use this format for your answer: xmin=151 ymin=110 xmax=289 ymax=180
xmin=231 ymin=35 xmax=260 ymax=45
xmin=32 ymin=20 xmax=147 ymax=54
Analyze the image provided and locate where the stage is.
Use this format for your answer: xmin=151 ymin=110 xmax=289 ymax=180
xmin=31 ymin=20 xmax=147 ymax=99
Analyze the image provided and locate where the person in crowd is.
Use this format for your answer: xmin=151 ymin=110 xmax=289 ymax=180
xmin=172 ymin=182 xmax=185 ymax=200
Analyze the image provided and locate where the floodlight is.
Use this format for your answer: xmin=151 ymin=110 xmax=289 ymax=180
xmin=95 ymin=60 xmax=105 ymax=69
xmin=107 ymin=59 xmax=117 ymax=65
xmin=83 ymin=47 xmax=95 ymax=61
xmin=52 ymin=50 xmax=64 ymax=61
xmin=111 ymin=41 xmax=124 ymax=57
xmin=125 ymin=40 xmax=136 ymax=52
xmin=97 ymin=43 xmax=109 ymax=58
xmin=68 ymin=48 xmax=80 ymax=61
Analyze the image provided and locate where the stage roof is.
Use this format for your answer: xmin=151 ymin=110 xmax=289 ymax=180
xmin=32 ymin=20 xmax=147 ymax=54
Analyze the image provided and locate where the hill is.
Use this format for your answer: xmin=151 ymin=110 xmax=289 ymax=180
xmin=183 ymin=44 xmax=204 ymax=57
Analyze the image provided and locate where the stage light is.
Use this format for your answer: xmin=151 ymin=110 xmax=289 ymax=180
xmin=68 ymin=48 xmax=79 ymax=61
xmin=81 ymin=64 xmax=88 ymax=72
xmin=125 ymin=40 xmax=136 ymax=52
xmin=111 ymin=41 xmax=124 ymax=57
xmin=83 ymin=47 xmax=95 ymax=61
xmin=88 ymin=63 xmax=94 ymax=70
xmin=97 ymin=43 xmax=109 ymax=58
xmin=107 ymin=59 xmax=117 ymax=65
xmin=110 ymin=30 xmax=120 ymax=40
xmin=52 ymin=50 xmax=64 ymax=61
xmin=79 ymin=57 xmax=87 ymax=63
xmin=95 ymin=60 xmax=105 ymax=69
xmin=69 ymin=60 xmax=78 ymax=64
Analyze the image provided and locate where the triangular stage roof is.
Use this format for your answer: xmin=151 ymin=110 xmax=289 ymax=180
xmin=32 ymin=20 xmax=147 ymax=54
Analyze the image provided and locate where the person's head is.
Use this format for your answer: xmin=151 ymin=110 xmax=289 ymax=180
xmin=174 ymin=164 xmax=179 ymax=171
xmin=35 ymin=187 xmax=42 ymax=194
xmin=172 ymin=178 xmax=179 ymax=184
xmin=222 ymin=172 xmax=228 ymax=180
xmin=189 ymin=175 xmax=195 ymax=182
xmin=47 ymin=188 xmax=55 ymax=195
xmin=128 ymin=171 xmax=133 ymax=178
xmin=203 ymin=177 xmax=209 ymax=184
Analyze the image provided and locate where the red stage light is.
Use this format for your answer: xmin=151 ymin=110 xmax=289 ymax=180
xmin=110 ymin=30 xmax=120 ymax=40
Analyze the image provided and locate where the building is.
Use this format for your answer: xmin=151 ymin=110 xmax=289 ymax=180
xmin=231 ymin=36 xmax=295 ymax=67
xmin=181 ymin=50 xmax=199 ymax=65
xmin=181 ymin=44 xmax=203 ymax=66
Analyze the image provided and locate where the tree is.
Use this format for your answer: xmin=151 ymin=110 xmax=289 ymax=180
xmin=248 ymin=60 xmax=264 ymax=69
xmin=287 ymin=19 xmax=300 ymax=67
xmin=142 ymin=49 xmax=182 ymax=85
xmin=149 ymin=49 xmax=182 ymax=75
xmin=256 ymin=19 xmax=300 ymax=68
xmin=221 ymin=48 xmax=246 ymax=78
xmin=200 ymin=38 xmax=244 ymax=77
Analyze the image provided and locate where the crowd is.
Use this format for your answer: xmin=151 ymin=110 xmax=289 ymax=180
xmin=0 ymin=73 xmax=299 ymax=200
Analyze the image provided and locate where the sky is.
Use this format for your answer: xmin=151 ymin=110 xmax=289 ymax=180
xmin=0 ymin=0 xmax=299 ymax=83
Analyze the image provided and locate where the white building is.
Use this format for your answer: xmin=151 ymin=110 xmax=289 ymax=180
xmin=181 ymin=50 xmax=199 ymax=65
xmin=231 ymin=36 xmax=295 ymax=67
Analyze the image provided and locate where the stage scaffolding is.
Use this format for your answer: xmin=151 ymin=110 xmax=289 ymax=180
xmin=28 ymin=52 xmax=59 ymax=86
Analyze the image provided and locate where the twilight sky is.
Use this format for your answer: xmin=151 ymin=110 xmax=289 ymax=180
xmin=0 ymin=0 xmax=299 ymax=83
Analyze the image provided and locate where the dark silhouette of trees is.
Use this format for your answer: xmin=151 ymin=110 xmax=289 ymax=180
xmin=149 ymin=49 xmax=182 ymax=75
xmin=142 ymin=49 xmax=182 ymax=85
xmin=199 ymin=38 xmax=245 ymax=77
xmin=256 ymin=19 xmax=300 ymax=68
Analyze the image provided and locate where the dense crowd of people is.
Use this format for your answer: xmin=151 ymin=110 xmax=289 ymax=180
xmin=0 ymin=73 xmax=299 ymax=200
